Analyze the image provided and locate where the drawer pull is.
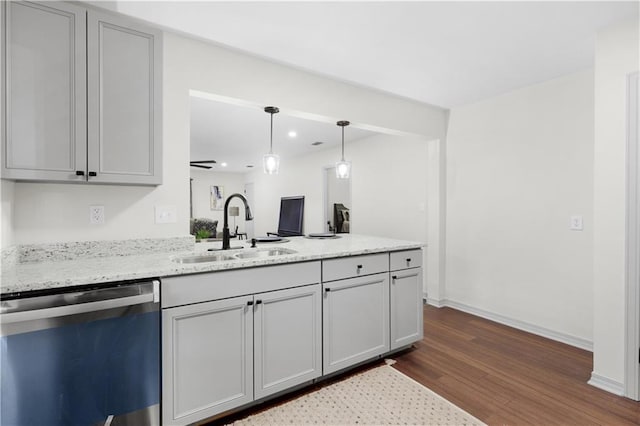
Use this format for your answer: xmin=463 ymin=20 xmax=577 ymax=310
xmin=75 ymin=170 xmax=85 ymax=176
xmin=406 ymin=258 xmax=412 ymax=263
xmin=247 ymin=301 xmax=254 ymax=306
xmin=392 ymin=275 xmax=398 ymax=280
xmin=325 ymin=288 xmax=331 ymax=292
xmin=88 ymin=171 xmax=97 ymax=177
xmin=255 ymin=300 xmax=263 ymax=305
xmin=356 ymin=265 xmax=363 ymax=270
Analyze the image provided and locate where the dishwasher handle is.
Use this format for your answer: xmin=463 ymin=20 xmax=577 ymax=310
xmin=0 ymin=281 xmax=159 ymax=325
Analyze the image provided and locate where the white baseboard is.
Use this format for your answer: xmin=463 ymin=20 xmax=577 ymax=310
xmin=588 ymin=373 xmax=625 ymax=396
xmin=426 ymin=297 xmax=445 ymax=308
xmin=431 ymin=299 xmax=593 ymax=352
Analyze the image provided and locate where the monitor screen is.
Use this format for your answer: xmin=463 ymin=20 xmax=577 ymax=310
xmin=277 ymin=196 xmax=305 ymax=236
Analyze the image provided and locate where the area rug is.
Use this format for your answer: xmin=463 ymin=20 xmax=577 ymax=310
xmin=230 ymin=362 xmax=485 ymax=425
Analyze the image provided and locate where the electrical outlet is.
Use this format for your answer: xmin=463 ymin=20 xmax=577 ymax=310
xmin=569 ymin=215 xmax=583 ymax=231
xmin=89 ymin=205 xmax=105 ymax=224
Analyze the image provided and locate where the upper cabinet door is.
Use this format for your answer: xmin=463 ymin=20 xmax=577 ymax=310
xmin=87 ymin=10 xmax=162 ymax=185
xmin=2 ymin=1 xmax=87 ymax=182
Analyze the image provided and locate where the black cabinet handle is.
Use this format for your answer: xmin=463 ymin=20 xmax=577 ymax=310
xmin=356 ymin=265 xmax=363 ymax=270
xmin=247 ymin=300 xmax=254 ymax=306
xmin=406 ymin=258 xmax=412 ymax=263
xmin=325 ymin=288 xmax=331 ymax=292
xmin=255 ymin=300 xmax=262 ymax=305
xmin=392 ymin=275 xmax=398 ymax=280
xmin=75 ymin=171 xmax=85 ymax=176
xmin=88 ymin=171 xmax=97 ymax=177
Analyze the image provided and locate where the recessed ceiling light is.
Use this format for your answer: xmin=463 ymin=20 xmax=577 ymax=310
xmin=288 ymin=131 xmax=297 ymax=138
xmin=221 ymin=162 xmax=228 ymax=167
xmin=311 ymin=141 xmax=324 ymax=146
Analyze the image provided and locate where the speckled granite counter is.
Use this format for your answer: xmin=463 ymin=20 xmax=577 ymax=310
xmin=1 ymin=235 xmax=423 ymax=296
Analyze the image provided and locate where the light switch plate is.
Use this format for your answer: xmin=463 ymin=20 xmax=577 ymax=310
xmin=155 ymin=205 xmax=177 ymax=224
xmin=570 ymin=215 xmax=583 ymax=231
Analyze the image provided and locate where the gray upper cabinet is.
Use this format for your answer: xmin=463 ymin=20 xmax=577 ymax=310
xmin=1 ymin=2 xmax=162 ymax=185
xmin=2 ymin=1 xmax=87 ymax=182
xmin=87 ymin=10 xmax=162 ymax=185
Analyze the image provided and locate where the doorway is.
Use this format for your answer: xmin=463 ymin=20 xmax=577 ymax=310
xmin=323 ymin=166 xmax=351 ymax=233
xmin=244 ymin=182 xmax=255 ymax=239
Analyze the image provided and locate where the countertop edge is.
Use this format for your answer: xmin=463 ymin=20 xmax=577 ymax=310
xmin=1 ymin=236 xmax=425 ymax=296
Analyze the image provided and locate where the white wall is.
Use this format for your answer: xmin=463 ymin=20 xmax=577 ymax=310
xmin=445 ymin=69 xmax=595 ymax=346
xmin=3 ymin=25 xmax=446 ymax=246
xmin=246 ymin=133 xmax=429 ymax=246
xmin=1 ymin=180 xmax=14 ymax=247
xmin=592 ymin=19 xmax=640 ymax=391
xmin=190 ymin=169 xmax=246 ymax=234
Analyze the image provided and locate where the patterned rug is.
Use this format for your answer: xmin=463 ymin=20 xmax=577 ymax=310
xmin=230 ymin=361 xmax=485 ymax=425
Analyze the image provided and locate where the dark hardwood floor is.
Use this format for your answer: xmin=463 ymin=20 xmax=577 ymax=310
xmin=209 ymin=305 xmax=639 ymax=425
xmin=393 ymin=305 xmax=639 ymax=425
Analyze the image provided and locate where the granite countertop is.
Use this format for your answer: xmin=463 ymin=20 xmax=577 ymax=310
xmin=1 ymin=234 xmax=424 ymax=296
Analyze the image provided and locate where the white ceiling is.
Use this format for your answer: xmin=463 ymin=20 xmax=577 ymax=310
xmin=97 ymin=1 xmax=637 ymax=172
xmin=103 ymin=1 xmax=636 ymax=108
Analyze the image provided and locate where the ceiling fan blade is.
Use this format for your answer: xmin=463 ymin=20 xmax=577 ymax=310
xmin=190 ymin=164 xmax=212 ymax=169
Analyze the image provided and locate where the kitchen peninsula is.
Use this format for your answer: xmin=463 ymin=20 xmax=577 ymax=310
xmin=1 ymin=234 xmax=424 ymax=425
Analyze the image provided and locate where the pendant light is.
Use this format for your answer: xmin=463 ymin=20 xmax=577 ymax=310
xmin=263 ymin=106 xmax=280 ymax=174
xmin=336 ymin=120 xmax=351 ymax=179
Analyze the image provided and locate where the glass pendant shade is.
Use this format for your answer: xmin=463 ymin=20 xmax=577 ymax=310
xmin=336 ymin=160 xmax=351 ymax=179
xmin=263 ymin=153 xmax=280 ymax=175
xmin=336 ymin=120 xmax=351 ymax=179
xmin=263 ymin=106 xmax=280 ymax=175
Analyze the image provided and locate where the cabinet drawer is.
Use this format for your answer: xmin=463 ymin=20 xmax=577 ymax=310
xmin=390 ymin=249 xmax=422 ymax=271
xmin=322 ymin=253 xmax=388 ymax=282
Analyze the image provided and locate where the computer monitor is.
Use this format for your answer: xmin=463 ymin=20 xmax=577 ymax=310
xmin=277 ymin=196 xmax=305 ymax=236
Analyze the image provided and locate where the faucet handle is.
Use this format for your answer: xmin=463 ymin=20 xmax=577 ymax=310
xmin=251 ymin=238 xmax=257 ymax=248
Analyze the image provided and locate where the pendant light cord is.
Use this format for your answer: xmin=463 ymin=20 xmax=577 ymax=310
xmin=264 ymin=106 xmax=279 ymax=155
xmin=337 ymin=120 xmax=350 ymax=161
xmin=341 ymin=126 xmax=345 ymax=161
xmin=270 ymin=112 xmax=274 ymax=154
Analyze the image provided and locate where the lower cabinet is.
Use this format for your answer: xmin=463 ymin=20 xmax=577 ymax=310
xmin=161 ymin=251 xmax=423 ymax=424
xmin=322 ymin=272 xmax=390 ymax=375
xmin=254 ymin=285 xmax=322 ymax=399
xmin=162 ymin=284 xmax=322 ymax=426
xmin=390 ymin=268 xmax=424 ymax=350
xmin=162 ymin=295 xmax=253 ymax=425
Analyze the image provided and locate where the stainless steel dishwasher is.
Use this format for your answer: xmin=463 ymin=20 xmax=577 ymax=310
xmin=0 ymin=279 xmax=160 ymax=426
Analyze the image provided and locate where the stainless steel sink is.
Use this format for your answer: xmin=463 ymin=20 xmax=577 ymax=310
xmin=234 ymin=248 xmax=297 ymax=259
xmin=171 ymin=253 xmax=236 ymax=264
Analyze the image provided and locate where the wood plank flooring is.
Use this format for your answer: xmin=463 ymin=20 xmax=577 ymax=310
xmin=392 ymin=305 xmax=639 ymax=425
xmin=208 ymin=305 xmax=639 ymax=425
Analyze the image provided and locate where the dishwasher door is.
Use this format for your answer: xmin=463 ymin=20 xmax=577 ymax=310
xmin=0 ymin=280 xmax=160 ymax=426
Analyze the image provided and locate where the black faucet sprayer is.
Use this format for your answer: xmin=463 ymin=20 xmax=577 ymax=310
xmin=222 ymin=193 xmax=253 ymax=250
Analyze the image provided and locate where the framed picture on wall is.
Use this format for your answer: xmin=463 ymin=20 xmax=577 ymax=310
xmin=210 ymin=185 xmax=224 ymax=210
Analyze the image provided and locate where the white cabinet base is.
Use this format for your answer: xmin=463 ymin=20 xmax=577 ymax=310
xmin=323 ymin=273 xmax=390 ymax=375
xmin=390 ymin=268 xmax=424 ymax=350
xmin=162 ymin=296 xmax=253 ymax=426
xmin=254 ymin=285 xmax=322 ymax=399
